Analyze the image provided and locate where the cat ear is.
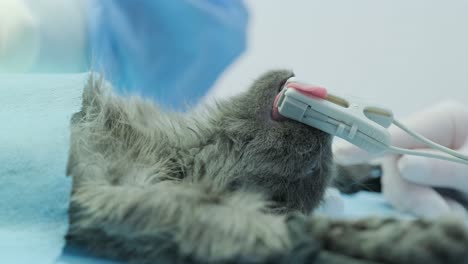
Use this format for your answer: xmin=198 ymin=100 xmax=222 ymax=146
xmin=70 ymin=75 xmax=105 ymax=125
xmin=82 ymin=74 xmax=113 ymax=114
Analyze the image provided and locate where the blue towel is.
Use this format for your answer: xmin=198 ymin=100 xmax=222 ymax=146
xmin=0 ymin=74 xmax=86 ymax=264
xmin=341 ymin=192 xmax=411 ymax=219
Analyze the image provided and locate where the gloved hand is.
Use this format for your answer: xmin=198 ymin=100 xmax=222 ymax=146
xmin=88 ymin=0 xmax=248 ymax=110
xmin=0 ymin=0 xmax=39 ymax=72
xmin=334 ymin=101 xmax=468 ymax=218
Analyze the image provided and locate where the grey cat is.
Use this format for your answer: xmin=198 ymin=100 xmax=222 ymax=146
xmin=66 ymin=70 xmax=468 ymax=264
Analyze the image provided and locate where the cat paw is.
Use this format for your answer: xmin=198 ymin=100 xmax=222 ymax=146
xmin=281 ymin=213 xmax=321 ymax=264
xmin=307 ymin=216 xmax=468 ymax=264
xmin=397 ymin=217 xmax=468 ymax=264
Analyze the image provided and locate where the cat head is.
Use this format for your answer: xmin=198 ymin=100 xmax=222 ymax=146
xmin=218 ymin=70 xmax=335 ymax=212
xmin=217 ymin=70 xmax=332 ymax=172
xmin=224 ymin=70 xmax=332 ymax=151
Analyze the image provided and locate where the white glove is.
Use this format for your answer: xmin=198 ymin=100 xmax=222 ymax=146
xmin=334 ymin=101 xmax=468 ymax=218
xmin=0 ymin=0 xmax=39 ymax=72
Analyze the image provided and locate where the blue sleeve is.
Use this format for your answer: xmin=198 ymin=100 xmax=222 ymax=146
xmin=86 ymin=0 xmax=248 ymax=110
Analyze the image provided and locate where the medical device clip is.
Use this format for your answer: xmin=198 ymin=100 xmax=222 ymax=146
xmin=274 ymin=77 xmax=468 ymax=165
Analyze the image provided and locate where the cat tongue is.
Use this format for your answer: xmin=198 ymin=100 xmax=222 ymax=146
xmin=272 ymin=82 xmax=328 ymax=121
xmin=286 ymin=82 xmax=328 ymax=99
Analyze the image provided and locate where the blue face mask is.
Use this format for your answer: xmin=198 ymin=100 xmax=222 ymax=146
xmin=87 ymin=0 xmax=248 ymax=111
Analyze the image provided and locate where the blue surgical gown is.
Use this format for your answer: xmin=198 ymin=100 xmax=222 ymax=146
xmin=87 ymin=0 xmax=248 ymax=110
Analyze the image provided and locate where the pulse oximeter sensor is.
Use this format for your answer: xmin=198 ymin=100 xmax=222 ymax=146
xmin=273 ymin=77 xmax=468 ymax=165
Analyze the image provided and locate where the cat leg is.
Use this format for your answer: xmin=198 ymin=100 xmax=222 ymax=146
xmin=307 ymin=215 xmax=468 ymax=264
xmin=67 ymin=178 xmax=324 ymax=264
xmin=333 ymin=164 xmax=382 ymax=194
xmin=286 ymin=215 xmax=380 ymax=264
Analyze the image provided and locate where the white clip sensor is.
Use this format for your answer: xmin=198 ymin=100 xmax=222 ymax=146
xmin=273 ymin=77 xmax=468 ymax=165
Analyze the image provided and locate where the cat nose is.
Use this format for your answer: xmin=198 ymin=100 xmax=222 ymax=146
xmin=272 ymin=91 xmax=287 ymax=121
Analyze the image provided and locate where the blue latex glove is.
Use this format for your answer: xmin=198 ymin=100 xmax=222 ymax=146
xmin=87 ymin=0 xmax=248 ymax=110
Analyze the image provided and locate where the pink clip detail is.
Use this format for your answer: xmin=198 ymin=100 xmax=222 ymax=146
xmin=271 ymin=82 xmax=328 ymax=121
xmin=286 ymin=83 xmax=328 ymax=99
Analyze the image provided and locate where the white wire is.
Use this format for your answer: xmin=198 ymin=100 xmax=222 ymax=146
xmin=387 ymin=146 xmax=468 ymax=166
xmin=392 ymin=119 xmax=468 ymax=161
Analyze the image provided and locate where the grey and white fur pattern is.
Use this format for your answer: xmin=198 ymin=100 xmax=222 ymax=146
xmin=66 ymin=70 xmax=468 ymax=264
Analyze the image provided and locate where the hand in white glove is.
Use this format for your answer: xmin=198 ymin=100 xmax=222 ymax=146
xmin=0 ymin=0 xmax=39 ymax=72
xmin=334 ymin=101 xmax=468 ymax=218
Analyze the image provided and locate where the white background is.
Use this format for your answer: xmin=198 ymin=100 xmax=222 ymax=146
xmin=210 ymin=0 xmax=468 ymax=117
